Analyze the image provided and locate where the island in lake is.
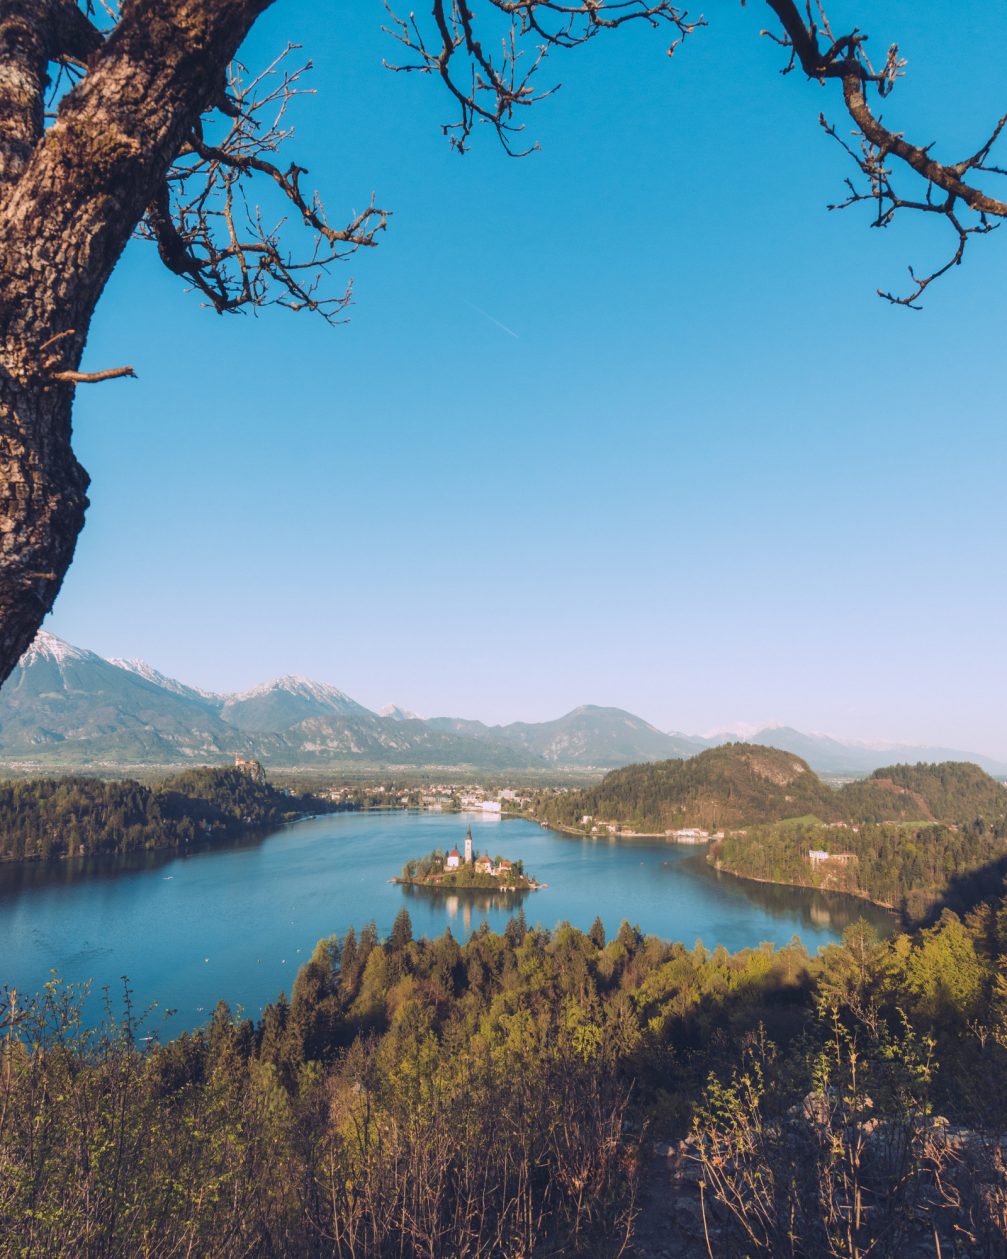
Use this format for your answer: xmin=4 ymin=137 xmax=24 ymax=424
xmin=396 ymin=827 xmax=543 ymax=890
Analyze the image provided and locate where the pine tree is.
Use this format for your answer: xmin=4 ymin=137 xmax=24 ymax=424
xmin=388 ymin=908 xmax=413 ymax=952
xmin=504 ymin=908 xmax=527 ymax=947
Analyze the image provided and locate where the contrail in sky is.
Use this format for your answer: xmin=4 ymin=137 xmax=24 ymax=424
xmin=465 ymin=301 xmax=519 ymax=339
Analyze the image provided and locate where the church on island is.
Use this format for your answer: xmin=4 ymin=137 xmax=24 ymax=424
xmin=444 ymin=829 xmax=515 ymax=879
xmin=399 ymin=829 xmax=538 ymax=890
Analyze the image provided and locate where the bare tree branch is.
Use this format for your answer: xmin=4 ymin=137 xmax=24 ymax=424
xmin=139 ymin=48 xmax=388 ymax=323
xmin=0 ymin=0 xmax=281 ymax=682
xmin=382 ymin=0 xmax=705 ymax=155
xmin=761 ymin=0 xmax=1007 ymax=306
xmin=50 ymin=365 xmax=135 ymax=384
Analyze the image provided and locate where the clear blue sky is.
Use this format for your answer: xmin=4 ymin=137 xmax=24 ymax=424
xmin=47 ymin=2 xmax=1007 ymax=755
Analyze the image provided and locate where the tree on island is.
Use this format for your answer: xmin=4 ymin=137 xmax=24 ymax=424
xmin=1 ymin=0 xmax=1003 ymax=682
xmin=401 ymin=845 xmax=535 ymax=888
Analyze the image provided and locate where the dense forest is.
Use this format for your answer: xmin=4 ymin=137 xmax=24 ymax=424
xmin=0 ymin=767 xmax=331 ymax=861
xmin=534 ymin=747 xmax=1007 ymax=917
xmin=841 ymin=760 xmax=1007 ymax=827
xmin=535 ymin=745 xmax=1007 ymax=836
xmin=714 ymin=816 xmax=1007 ymax=922
xmin=535 ymin=744 xmax=845 ymax=833
xmin=2 ymin=894 xmax=1007 ymax=1256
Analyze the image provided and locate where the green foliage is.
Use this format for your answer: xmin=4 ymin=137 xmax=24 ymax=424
xmin=535 ymin=743 xmax=842 ymax=833
xmin=535 ymin=746 xmax=1007 ymax=915
xmin=539 ymin=748 xmax=1007 ymax=838
xmin=840 ymin=760 xmax=1007 ymax=828
xmin=399 ymin=847 xmax=537 ymax=889
xmin=388 ymin=908 xmax=413 ymax=952
xmin=0 ymin=768 xmax=328 ymax=861
xmin=6 ymin=890 xmax=1007 ymax=1253
xmin=714 ymin=814 xmax=1006 ymax=917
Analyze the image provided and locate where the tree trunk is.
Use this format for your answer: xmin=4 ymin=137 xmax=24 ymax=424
xmin=0 ymin=377 xmax=87 ymax=683
xmin=0 ymin=0 xmax=274 ymax=684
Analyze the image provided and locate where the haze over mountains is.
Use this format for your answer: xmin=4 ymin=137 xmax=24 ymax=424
xmin=2 ymin=632 xmax=1004 ymax=777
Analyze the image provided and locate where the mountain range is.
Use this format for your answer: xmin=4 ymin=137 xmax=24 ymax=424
xmin=1 ymin=631 xmax=1004 ymax=778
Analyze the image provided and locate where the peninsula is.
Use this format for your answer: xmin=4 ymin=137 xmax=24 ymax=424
xmin=0 ymin=762 xmax=334 ymax=864
xmin=396 ymin=828 xmax=543 ymax=890
xmin=530 ymin=745 xmax=1007 ymax=923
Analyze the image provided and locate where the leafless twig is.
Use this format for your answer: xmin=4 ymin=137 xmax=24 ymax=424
xmin=139 ymin=47 xmax=388 ymax=324
xmin=763 ymin=0 xmax=1007 ymax=306
xmin=382 ymin=1 xmax=704 ymax=154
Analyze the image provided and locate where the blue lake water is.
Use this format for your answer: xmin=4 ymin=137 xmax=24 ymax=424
xmin=0 ymin=810 xmax=893 ymax=1030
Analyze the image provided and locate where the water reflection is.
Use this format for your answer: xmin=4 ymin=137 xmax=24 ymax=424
xmin=401 ymin=881 xmax=532 ymax=933
xmin=679 ymin=853 xmax=893 ymax=937
xmin=0 ymin=847 xmax=177 ymax=895
xmin=0 ymin=811 xmax=897 ymax=1033
xmin=541 ymin=827 xmax=894 ymax=940
xmin=0 ymin=829 xmax=275 ymax=900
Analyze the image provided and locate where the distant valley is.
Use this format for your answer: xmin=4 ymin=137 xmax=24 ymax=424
xmin=2 ymin=631 xmax=1005 ymax=778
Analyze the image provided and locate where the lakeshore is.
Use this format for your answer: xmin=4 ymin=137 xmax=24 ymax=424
xmin=394 ymin=876 xmax=546 ymax=890
xmin=707 ymin=855 xmax=897 ymax=914
xmin=0 ymin=810 xmax=892 ymax=1031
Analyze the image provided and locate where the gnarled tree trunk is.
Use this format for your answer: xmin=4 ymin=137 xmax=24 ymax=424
xmin=0 ymin=0 xmax=273 ymax=683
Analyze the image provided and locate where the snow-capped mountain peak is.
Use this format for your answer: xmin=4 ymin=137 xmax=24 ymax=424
xmin=19 ymin=630 xmax=96 ymax=670
xmin=7 ymin=631 xmax=1007 ymax=777
xmin=231 ymin=674 xmax=367 ymax=710
xmin=700 ymin=721 xmax=785 ymax=741
xmin=219 ymin=674 xmax=373 ymax=733
xmin=379 ymin=704 xmax=422 ymax=722
xmin=109 ymin=657 xmax=224 ymax=705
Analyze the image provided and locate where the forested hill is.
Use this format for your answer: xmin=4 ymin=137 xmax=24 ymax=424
xmin=715 ymin=761 xmax=1007 ymax=921
xmin=837 ymin=761 xmax=1007 ymax=825
xmin=534 ymin=745 xmax=1007 ymax=834
xmin=534 ymin=749 xmax=1007 ymax=920
xmin=534 ymin=744 xmax=842 ymax=832
xmin=0 ymin=767 xmax=327 ymax=862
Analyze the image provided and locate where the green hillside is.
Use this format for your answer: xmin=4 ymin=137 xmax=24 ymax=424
xmin=836 ymin=760 xmax=1007 ymax=825
xmin=535 ymin=743 xmax=841 ymax=832
xmin=0 ymin=767 xmax=326 ymax=862
xmin=713 ymin=816 xmax=1006 ymax=920
xmin=534 ymin=747 xmax=1007 ymax=918
xmin=715 ymin=761 xmax=1007 ymax=919
xmin=8 ymin=897 xmax=1007 ymax=1255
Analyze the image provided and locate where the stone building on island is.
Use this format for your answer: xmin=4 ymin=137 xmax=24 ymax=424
xmin=446 ymin=828 xmax=475 ymax=871
xmin=440 ymin=829 xmax=520 ymax=881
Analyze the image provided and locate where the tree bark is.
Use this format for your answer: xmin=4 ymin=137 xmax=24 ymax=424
xmin=0 ymin=0 xmax=274 ymax=683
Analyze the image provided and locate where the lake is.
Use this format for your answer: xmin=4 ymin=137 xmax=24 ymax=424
xmin=0 ymin=810 xmax=893 ymax=1031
